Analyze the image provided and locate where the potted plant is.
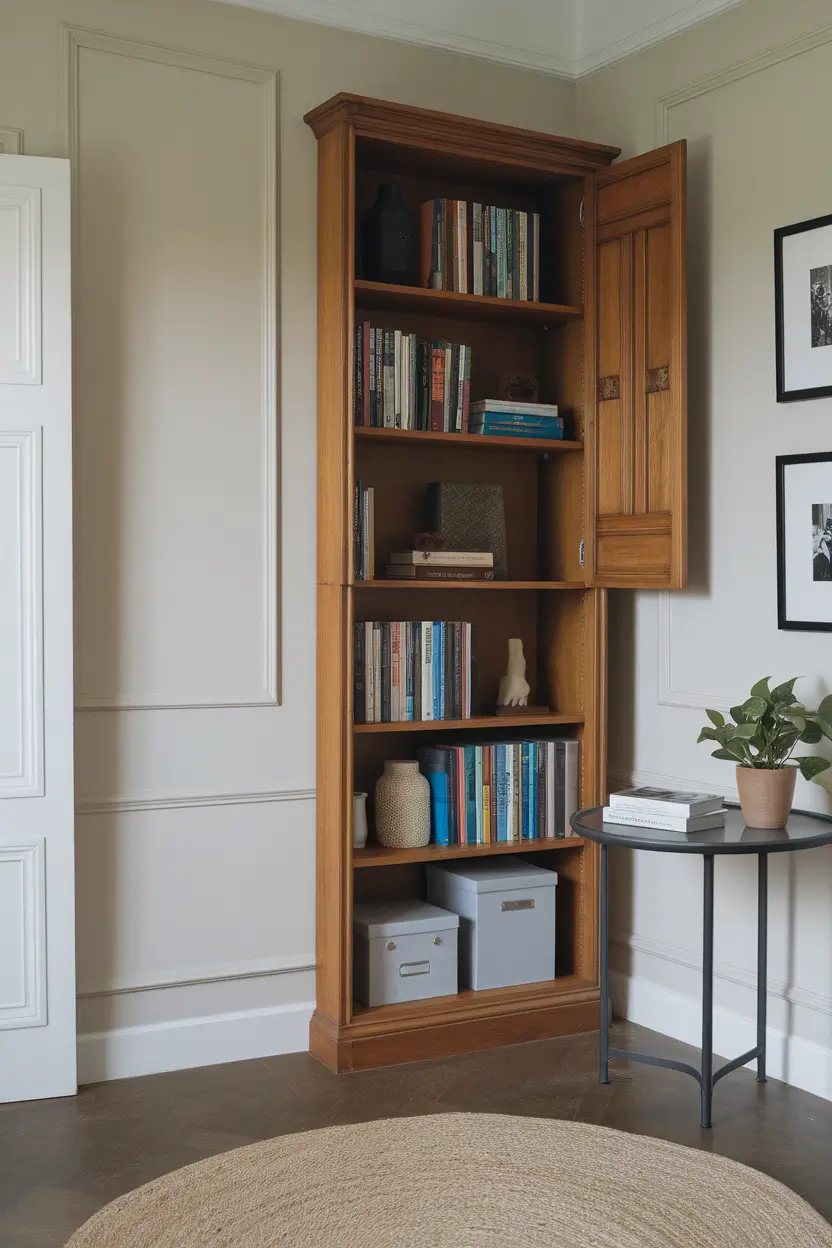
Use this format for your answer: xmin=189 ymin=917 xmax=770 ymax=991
xmin=698 ymin=677 xmax=832 ymax=828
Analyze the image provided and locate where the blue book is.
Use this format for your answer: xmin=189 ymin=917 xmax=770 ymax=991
xmin=521 ymin=742 xmax=531 ymax=839
xmin=418 ymin=748 xmax=450 ymax=846
xmin=432 ymin=623 xmax=441 ymax=719
xmin=528 ymin=742 xmax=537 ymax=839
xmin=464 ymin=746 xmax=478 ymax=845
xmin=438 ymin=622 xmax=446 ymax=720
xmin=495 ymin=744 xmax=507 ymax=842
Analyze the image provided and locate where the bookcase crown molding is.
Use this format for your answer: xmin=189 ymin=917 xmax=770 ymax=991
xmin=303 ymin=94 xmax=620 ymax=175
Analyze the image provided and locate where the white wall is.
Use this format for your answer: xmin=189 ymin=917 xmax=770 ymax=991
xmin=577 ymin=0 xmax=832 ymax=1099
xmin=0 ymin=0 xmax=574 ymax=1081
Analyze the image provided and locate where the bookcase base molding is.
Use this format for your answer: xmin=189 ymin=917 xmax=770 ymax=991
xmin=309 ymin=983 xmax=600 ymax=1073
xmin=306 ymin=94 xmax=687 ymax=1074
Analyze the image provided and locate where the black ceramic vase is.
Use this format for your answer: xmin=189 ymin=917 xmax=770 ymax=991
xmin=360 ymin=183 xmax=416 ymax=285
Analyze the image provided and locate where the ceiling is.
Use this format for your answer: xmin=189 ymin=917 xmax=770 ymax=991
xmin=213 ymin=0 xmax=745 ymax=78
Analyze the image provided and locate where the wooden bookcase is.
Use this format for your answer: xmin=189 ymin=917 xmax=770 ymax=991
xmin=304 ymin=94 xmax=687 ymax=1072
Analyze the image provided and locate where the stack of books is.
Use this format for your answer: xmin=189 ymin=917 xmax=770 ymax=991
xmin=603 ymin=787 xmax=726 ymax=833
xmin=353 ymin=321 xmax=471 ymax=432
xmin=353 ymin=621 xmax=472 ymax=724
xmin=353 ymin=482 xmax=374 ymax=581
xmin=420 ymin=199 xmax=540 ymax=302
xmin=470 ymin=400 xmax=564 ymax=441
xmin=385 ymin=550 xmax=494 ymax=582
xmin=418 ymin=739 xmax=579 ymax=846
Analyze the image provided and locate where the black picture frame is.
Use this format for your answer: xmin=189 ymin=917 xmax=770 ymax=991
xmin=776 ymin=451 xmax=832 ymax=631
xmin=774 ymin=213 xmax=832 ymax=403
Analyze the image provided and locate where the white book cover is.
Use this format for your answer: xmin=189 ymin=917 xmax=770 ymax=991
xmin=546 ymin=741 xmax=556 ymax=838
xmin=473 ymin=202 xmax=483 ymax=296
xmin=470 ymin=400 xmax=560 ymax=417
xmin=610 ymin=786 xmax=724 ymax=817
xmin=394 ymin=329 xmax=402 ymax=429
xmin=603 ymin=807 xmax=727 ymax=833
xmin=421 ymin=621 xmax=433 ymax=721
xmin=564 ymin=740 xmax=579 ymax=836
xmin=390 ymin=550 xmax=494 ymax=567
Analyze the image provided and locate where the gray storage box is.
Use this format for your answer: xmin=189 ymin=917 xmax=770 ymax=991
xmin=426 ymin=860 xmax=557 ymax=991
xmin=353 ymin=899 xmax=459 ymax=1008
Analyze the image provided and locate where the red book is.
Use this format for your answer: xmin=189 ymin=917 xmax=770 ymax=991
xmin=430 ymin=344 xmax=445 ymax=432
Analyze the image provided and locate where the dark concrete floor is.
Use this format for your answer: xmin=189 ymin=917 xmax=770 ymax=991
xmin=0 ymin=1021 xmax=830 ymax=1245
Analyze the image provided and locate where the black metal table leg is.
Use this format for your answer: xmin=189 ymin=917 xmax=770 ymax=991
xmin=599 ymin=842 xmax=609 ymax=1084
xmin=757 ymin=853 xmax=768 ymax=1083
xmin=700 ymin=853 xmax=715 ymax=1128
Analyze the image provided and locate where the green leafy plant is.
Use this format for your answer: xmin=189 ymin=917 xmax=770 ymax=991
xmin=697 ymin=677 xmax=832 ymax=781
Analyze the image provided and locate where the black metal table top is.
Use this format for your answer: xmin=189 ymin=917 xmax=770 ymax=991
xmin=571 ymin=804 xmax=832 ymax=854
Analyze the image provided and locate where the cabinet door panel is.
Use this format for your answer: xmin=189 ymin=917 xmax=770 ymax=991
xmin=586 ymin=141 xmax=687 ymax=589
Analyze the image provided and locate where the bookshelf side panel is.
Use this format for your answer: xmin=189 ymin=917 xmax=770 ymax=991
xmin=315 ymin=583 xmax=352 ymax=1025
xmin=317 ymin=123 xmax=354 ymax=587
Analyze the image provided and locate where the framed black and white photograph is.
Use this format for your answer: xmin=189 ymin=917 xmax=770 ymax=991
xmin=775 ymin=214 xmax=832 ymax=402
xmin=776 ymin=452 xmax=832 ymax=630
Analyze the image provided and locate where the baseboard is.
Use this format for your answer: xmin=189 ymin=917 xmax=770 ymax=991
xmin=77 ymin=999 xmax=315 ymax=1085
xmin=610 ymin=969 xmax=832 ymax=1103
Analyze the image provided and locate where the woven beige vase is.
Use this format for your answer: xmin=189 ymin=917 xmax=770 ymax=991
xmin=66 ymin=1113 xmax=832 ymax=1248
xmin=374 ymin=760 xmax=430 ymax=848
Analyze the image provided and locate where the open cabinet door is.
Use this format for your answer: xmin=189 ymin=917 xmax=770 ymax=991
xmin=586 ymin=141 xmax=687 ymax=588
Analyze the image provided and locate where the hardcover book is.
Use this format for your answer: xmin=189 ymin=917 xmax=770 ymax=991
xmin=609 ymin=787 xmax=724 ymax=817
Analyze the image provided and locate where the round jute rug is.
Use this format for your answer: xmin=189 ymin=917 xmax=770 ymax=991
xmin=66 ymin=1112 xmax=832 ymax=1247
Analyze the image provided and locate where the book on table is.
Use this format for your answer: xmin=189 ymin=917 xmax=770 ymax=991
xmin=602 ymin=807 xmax=726 ymax=834
xmin=608 ymin=786 xmax=724 ymax=817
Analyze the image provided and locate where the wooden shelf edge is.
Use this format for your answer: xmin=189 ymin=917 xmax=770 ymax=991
xmin=354 ymin=426 xmax=584 ymax=453
xmin=354 ymin=278 xmax=583 ymax=324
xmin=354 ymin=712 xmax=584 ymax=734
xmin=351 ymin=580 xmax=586 ymax=591
xmin=354 ymin=837 xmax=584 ymax=868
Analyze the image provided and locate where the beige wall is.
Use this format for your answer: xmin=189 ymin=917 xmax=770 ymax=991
xmin=0 ymin=0 xmax=573 ymax=1079
xmin=577 ymin=0 xmax=832 ymax=1099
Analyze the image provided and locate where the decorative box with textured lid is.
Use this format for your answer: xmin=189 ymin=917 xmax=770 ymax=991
xmin=353 ymin=899 xmax=459 ymax=1007
xmin=426 ymin=860 xmax=557 ymax=991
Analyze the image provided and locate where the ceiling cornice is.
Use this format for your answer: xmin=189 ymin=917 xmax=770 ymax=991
xmin=214 ymin=0 xmax=576 ymax=78
xmin=211 ymin=0 xmax=746 ymax=80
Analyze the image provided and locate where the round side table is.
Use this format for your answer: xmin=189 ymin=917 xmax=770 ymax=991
xmin=570 ymin=804 xmax=832 ymax=1128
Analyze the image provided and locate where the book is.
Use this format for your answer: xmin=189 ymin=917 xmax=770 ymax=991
xmin=472 ymin=202 xmax=483 ymax=297
xmin=389 ymin=550 xmax=494 ymax=567
xmin=471 ymin=400 xmax=560 ymax=417
xmin=384 ymin=565 xmax=495 ymax=581
xmin=609 ymin=786 xmax=724 ymax=818
xmin=418 ymin=748 xmax=451 ymax=846
xmin=602 ymin=808 xmax=727 ymax=834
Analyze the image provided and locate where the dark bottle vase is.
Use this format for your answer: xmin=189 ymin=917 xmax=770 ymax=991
xmin=360 ymin=183 xmax=416 ymax=286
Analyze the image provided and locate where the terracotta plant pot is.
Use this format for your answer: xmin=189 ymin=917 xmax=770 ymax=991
xmin=735 ymin=765 xmax=796 ymax=829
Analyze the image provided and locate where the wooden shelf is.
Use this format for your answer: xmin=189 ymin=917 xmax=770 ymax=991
xmin=352 ymin=579 xmax=584 ymax=590
xmin=354 ymin=711 xmax=584 ymax=734
xmin=354 ymin=836 xmax=584 ymax=868
xmin=354 ymin=279 xmax=583 ymax=326
xmin=354 ymin=426 xmax=583 ymax=453
xmin=350 ymin=974 xmax=595 ymax=1026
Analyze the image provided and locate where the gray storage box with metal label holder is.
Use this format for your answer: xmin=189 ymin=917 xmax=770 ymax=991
xmin=353 ymin=899 xmax=459 ymax=1008
xmin=425 ymin=860 xmax=557 ymax=991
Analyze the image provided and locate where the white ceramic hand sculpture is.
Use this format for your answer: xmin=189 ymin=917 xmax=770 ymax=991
xmin=497 ymin=638 xmax=530 ymax=708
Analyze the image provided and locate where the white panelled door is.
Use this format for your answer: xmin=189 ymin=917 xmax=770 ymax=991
xmin=0 ymin=156 xmax=75 ymax=1101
